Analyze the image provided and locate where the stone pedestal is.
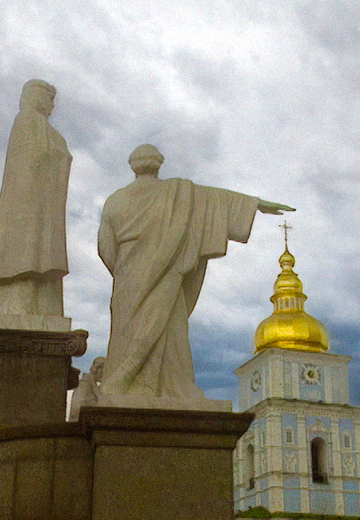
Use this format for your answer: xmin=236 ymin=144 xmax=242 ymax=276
xmin=0 ymin=407 xmax=253 ymax=519
xmin=0 ymin=423 xmax=93 ymax=520
xmin=97 ymin=392 xmax=232 ymax=412
xmin=0 ymin=329 xmax=87 ymax=427
xmin=81 ymin=406 xmax=254 ymax=520
xmin=0 ymin=314 xmax=71 ymax=332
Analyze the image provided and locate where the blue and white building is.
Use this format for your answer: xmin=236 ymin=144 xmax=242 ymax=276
xmin=234 ymin=247 xmax=360 ymax=517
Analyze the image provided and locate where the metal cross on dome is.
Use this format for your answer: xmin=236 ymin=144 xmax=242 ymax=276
xmin=279 ymin=220 xmax=292 ymax=249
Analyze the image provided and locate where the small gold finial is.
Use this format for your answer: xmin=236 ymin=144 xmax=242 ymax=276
xmin=279 ymin=220 xmax=292 ymax=249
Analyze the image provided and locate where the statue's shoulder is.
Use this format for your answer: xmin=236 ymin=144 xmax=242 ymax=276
xmin=166 ymin=177 xmax=191 ymax=183
xmin=6 ymin=111 xmax=40 ymax=156
xmin=12 ymin=108 xmax=43 ymax=131
xmin=103 ymin=187 xmax=125 ymax=206
xmin=102 ymin=183 xmax=136 ymax=214
xmin=163 ymin=177 xmax=194 ymax=188
xmin=103 ymin=178 xmax=193 ymax=213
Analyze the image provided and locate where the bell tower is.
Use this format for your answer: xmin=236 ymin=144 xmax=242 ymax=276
xmin=234 ymin=227 xmax=360 ymax=517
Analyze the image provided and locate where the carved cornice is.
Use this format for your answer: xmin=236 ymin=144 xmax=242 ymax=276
xmin=248 ymin=397 xmax=360 ymax=420
xmin=0 ymin=328 xmax=88 ymax=357
xmin=79 ymin=407 xmax=255 ymax=438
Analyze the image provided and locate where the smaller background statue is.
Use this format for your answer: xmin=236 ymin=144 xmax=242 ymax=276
xmin=284 ymin=450 xmax=298 ymax=473
xmin=69 ymin=357 xmax=105 ymax=421
xmin=342 ymin=453 xmax=356 ymax=477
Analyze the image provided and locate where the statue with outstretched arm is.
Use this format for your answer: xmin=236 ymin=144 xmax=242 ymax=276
xmin=98 ymin=144 xmax=295 ymax=408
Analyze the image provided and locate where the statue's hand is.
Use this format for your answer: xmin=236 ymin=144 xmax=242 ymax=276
xmin=258 ymin=199 xmax=296 ymax=215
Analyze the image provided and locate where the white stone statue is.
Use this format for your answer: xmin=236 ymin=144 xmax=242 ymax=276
xmin=0 ymin=79 xmax=72 ymax=331
xmin=98 ymin=144 xmax=295 ymax=410
xmin=69 ymin=357 xmax=105 ymax=421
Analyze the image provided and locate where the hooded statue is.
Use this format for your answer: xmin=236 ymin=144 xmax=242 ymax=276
xmin=0 ymin=79 xmax=72 ymax=321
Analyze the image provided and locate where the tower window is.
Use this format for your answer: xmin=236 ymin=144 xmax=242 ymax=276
xmin=344 ymin=434 xmax=351 ymax=448
xmin=285 ymin=428 xmax=293 ymax=444
xmin=311 ymin=437 xmax=328 ymax=484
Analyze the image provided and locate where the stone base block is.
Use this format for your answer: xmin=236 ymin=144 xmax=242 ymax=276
xmin=0 ymin=424 xmax=93 ymax=520
xmin=97 ymin=392 xmax=232 ymax=412
xmin=80 ymin=406 xmax=254 ymax=520
xmin=0 ymin=313 xmax=71 ymax=331
xmin=0 ymin=408 xmax=253 ymax=519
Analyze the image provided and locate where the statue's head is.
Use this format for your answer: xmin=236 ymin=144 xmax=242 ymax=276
xmin=20 ymin=79 xmax=56 ymax=118
xmin=129 ymin=144 xmax=164 ymax=176
xmin=90 ymin=356 xmax=106 ymax=382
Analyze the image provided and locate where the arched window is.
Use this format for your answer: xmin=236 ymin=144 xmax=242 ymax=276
xmin=311 ymin=437 xmax=328 ymax=484
xmin=245 ymin=444 xmax=255 ymax=490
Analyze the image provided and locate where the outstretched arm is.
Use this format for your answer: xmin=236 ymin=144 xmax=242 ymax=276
xmin=258 ymin=199 xmax=296 ymax=215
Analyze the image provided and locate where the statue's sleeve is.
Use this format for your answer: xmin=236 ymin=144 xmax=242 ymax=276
xmin=225 ymin=189 xmax=259 ymax=243
xmin=98 ymin=207 xmax=117 ymax=276
xmin=191 ymin=185 xmax=259 ymax=259
xmin=181 ymin=185 xmax=259 ymax=317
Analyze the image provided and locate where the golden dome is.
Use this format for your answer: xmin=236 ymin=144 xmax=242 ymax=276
xmin=254 ymin=248 xmax=329 ymax=353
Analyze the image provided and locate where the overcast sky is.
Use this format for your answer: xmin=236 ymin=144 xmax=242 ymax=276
xmin=1 ymin=0 xmax=360 ymax=409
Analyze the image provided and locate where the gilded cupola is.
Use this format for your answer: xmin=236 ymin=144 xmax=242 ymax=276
xmin=254 ymin=231 xmax=329 ymax=354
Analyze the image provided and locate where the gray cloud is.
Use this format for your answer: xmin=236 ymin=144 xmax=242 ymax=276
xmin=297 ymin=1 xmax=360 ymax=54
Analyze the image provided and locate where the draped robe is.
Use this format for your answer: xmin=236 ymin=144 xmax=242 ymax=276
xmin=0 ymin=108 xmax=72 ymax=315
xmin=98 ymin=176 xmax=259 ymax=400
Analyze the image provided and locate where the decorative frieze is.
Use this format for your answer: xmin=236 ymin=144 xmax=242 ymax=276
xmin=342 ymin=453 xmax=356 ymax=477
xmin=283 ymin=450 xmax=298 ymax=473
xmin=0 ymin=328 xmax=88 ymax=357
